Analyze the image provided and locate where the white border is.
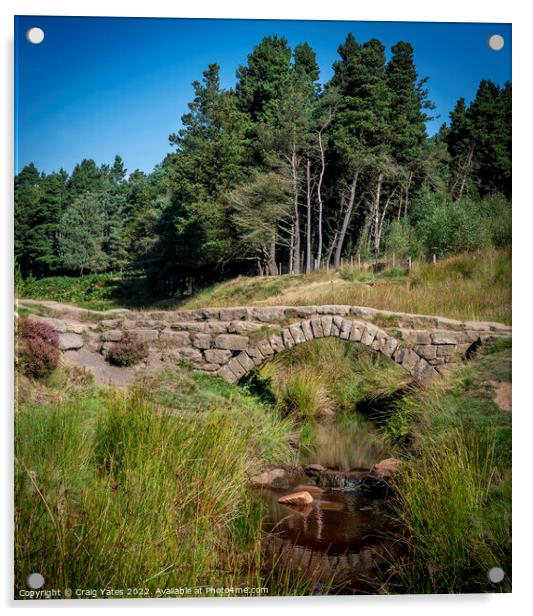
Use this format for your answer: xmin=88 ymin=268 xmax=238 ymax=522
xmin=1 ymin=2 xmax=529 ymax=615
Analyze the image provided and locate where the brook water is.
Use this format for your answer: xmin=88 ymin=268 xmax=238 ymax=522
xmin=253 ymin=466 xmax=393 ymax=592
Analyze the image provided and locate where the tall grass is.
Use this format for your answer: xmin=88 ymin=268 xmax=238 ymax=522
xmin=382 ymin=340 xmax=512 ymax=594
xmin=182 ymin=248 xmax=511 ymax=324
xmin=388 ymin=433 xmax=511 ymax=593
xmin=276 ymin=368 xmax=333 ymax=420
xmin=14 ymin=368 xmax=303 ymax=598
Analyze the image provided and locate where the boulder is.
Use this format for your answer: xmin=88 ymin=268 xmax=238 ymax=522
xmin=277 ymin=491 xmax=313 ymax=507
xmin=371 ymin=458 xmax=401 ymax=479
xmin=360 ymin=474 xmax=389 ymax=497
xmin=304 ymin=463 xmax=327 ymax=478
xmin=58 ymin=333 xmax=84 ymax=350
xmin=250 ymin=468 xmax=286 ymax=487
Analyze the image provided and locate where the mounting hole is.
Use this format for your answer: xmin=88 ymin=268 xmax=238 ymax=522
xmin=26 ymin=27 xmax=45 ymax=45
xmin=487 ymin=567 xmax=505 ymax=583
xmin=26 ymin=572 xmax=45 ymax=589
xmin=488 ymin=34 xmax=504 ymax=51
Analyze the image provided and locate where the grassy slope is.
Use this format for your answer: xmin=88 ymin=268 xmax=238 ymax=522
xmin=15 ymin=362 xmax=308 ymax=598
xmin=18 ymin=248 xmax=511 ymax=323
xmin=384 ymin=338 xmax=512 ymax=594
xmin=181 ymin=248 xmax=511 ymax=323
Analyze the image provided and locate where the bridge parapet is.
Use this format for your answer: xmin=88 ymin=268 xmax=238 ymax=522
xmin=18 ymin=300 xmax=512 ymax=383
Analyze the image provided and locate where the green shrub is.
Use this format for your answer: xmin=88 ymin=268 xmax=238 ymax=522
xmin=382 ymin=218 xmax=421 ymax=258
xmin=410 ymin=192 xmax=511 ymax=257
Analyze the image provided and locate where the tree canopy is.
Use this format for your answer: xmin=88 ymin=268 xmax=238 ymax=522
xmin=15 ymin=33 xmax=511 ymax=294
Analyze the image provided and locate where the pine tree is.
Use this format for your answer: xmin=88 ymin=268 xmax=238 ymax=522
xmin=386 ymin=41 xmax=432 ymax=217
xmin=150 ymin=64 xmax=250 ymax=290
xmin=58 ymin=193 xmax=109 ymax=274
xmin=330 ymin=35 xmax=392 ymax=262
xmin=236 ymin=36 xmax=292 ymax=125
xmin=27 ymin=170 xmax=69 ymax=275
xmin=110 ymin=155 xmax=127 ymax=184
xmin=14 ymin=163 xmax=41 ymax=276
xmin=68 ymin=159 xmax=104 ymax=194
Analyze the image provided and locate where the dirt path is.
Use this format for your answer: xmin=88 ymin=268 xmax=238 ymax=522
xmin=64 ymin=348 xmax=138 ymax=387
xmin=490 ymin=380 xmax=512 ymax=412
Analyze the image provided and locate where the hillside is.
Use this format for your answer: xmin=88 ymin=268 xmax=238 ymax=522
xmin=17 ymin=249 xmax=511 ymax=324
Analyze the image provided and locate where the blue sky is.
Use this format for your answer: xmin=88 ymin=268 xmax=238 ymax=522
xmin=15 ymin=16 xmax=511 ymax=175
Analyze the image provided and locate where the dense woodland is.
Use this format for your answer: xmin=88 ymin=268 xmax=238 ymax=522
xmin=15 ymin=34 xmax=511 ymax=296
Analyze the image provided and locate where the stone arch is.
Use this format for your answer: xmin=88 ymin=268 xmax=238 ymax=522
xmin=216 ymin=315 xmax=439 ymax=384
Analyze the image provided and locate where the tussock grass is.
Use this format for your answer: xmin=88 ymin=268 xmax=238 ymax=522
xmin=382 ymin=341 xmax=512 ymax=594
xmin=14 ymin=365 xmax=301 ymax=597
xmin=276 ymin=368 xmax=334 ymax=420
xmin=389 ymin=433 xmax=511 ymax=593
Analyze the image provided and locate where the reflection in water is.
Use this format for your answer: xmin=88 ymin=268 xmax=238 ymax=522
xmin=258 ymin=484 xmax=388 ymax=553
xmin=255 ymin=479 xmax=392 ymax=592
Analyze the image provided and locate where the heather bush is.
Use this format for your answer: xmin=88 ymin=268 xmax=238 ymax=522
xmin=23 ymin=318 xmax=59 ymax=346
xmin=20 ymin=318 xmax=60 ymax=378
xmin=107 ymin=333 xmax=148 ymax=367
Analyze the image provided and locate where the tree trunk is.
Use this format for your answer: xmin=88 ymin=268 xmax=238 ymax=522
xmin=291 ymin=149 xmax=301 ymax=275
xmin=289 ymin=222 xmax=294 ymax=274
xmin=372 ymin=173 xmax=383 ymax=256
xmin=403 ymin=170 xmax=413 ymax=218
xmin=316 ymin=130 xmax=326 ymax=269
xmin=456 ymin=144 xmax=475 ymax=201
xmin=325 ymin=229 xmax=338 ymax=267
xmin=305 ymin=158 xmax=312 ymax=274
xmin=334 ymin=172 xmax=358 ymax=267
xmin=376 ymin=189 xmax=396 ymax=254
xmin=268 ymin=239 xmax=278 ymax=276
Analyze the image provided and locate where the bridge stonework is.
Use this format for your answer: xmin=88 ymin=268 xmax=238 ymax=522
xmin=19 ymin=300 xmax=512 ymax=383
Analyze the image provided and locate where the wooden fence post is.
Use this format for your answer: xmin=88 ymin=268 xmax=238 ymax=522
xmin=408 ymin=256 xmax=412 ymax=272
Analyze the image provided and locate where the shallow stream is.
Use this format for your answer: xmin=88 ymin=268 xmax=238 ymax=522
xmin=253 ymin=469 xmax=393 ymax=593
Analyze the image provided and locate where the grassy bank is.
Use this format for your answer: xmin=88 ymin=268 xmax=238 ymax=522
xmin=383 ymin=338 xmax=512 ymax=594
xmin=17 ymin=248 xmax=511 ymax=323
xmin=181 ymin=248 xmax=511 ymax=323
xmin=15 ymin=363 xmax=310 ymax=598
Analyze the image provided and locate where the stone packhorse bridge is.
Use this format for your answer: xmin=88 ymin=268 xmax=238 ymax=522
xmin=19 ymin=299 xmax=512 ymax=384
